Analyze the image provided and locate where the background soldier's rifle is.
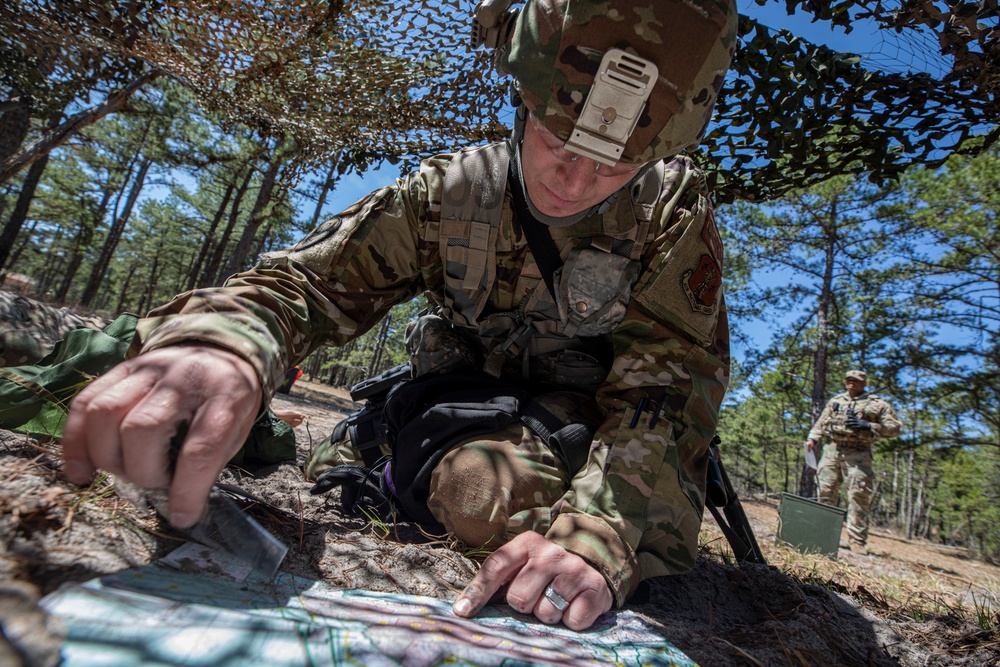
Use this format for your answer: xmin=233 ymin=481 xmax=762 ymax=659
xmin=706 ymin=434 xmax=767 ymax=565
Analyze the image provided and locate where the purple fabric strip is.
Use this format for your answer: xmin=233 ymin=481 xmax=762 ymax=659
xmin=384 ymin=461 xmax=397 ymax=497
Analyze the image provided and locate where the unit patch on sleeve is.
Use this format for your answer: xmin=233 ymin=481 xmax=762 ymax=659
xmin=682 ymin=254 xmax=721 ymax=314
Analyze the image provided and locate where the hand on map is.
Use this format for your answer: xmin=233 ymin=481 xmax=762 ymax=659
xmin=453 ymin=531 xmax=613 ymax=630
xmin=62 ymin=345 xmax=262 ymax=529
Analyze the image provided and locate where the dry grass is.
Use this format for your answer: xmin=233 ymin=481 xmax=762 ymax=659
xmin=700 ymin=497 xmax=1000 ymax=661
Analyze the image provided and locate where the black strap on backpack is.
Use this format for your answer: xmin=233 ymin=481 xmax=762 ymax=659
xmin=381 ymin=370 xmax=591 ymax=526
xmin=311 ymin=370 xmax=593 ymax=526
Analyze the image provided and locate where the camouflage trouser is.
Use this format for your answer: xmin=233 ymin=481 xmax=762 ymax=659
xmin=305 ymin=432 xmax=390 ymax=480
xmin=817 ymin=443 xmax=874 ymax=545
xmin=307 ymin=390 xmax=595 ymax=548
xmin=427 ymin=423 xmax=570 ymax=547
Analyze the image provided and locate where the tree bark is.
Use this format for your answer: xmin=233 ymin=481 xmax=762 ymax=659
xmin=0 ymin=70 xmax=161 ymax=185
xmin=137 ymin=251 xmax=160 ymax=315
xmin=185 ymin=178 xmax=235 ymax=291
xmin=0 ymin=150 xmax=50 ymax=272
xmin=201 ymin=164 xmax=254 ymax=287
xmin=219 ymin=139 xmax=284 ymax=279
xmin=54 ymin=222 xmax=94 ymax=302
xmin=114 ymin=263 xmax=138 ymax=314
xmin=0 ymin=91 xmax=32 ymax=164
xmin=309 ymin=155 xmax=340 ymax=229
xmin=800 ymin=208 xmax=840 ymax=498
xmin=79 ymin=158 xmax=151 ymax=307
xmin=0 ymin=110 xmax=63 ymax=269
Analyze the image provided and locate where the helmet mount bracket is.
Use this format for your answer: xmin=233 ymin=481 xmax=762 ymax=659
xmin=563 ymin=49 xmax=657 ymax=167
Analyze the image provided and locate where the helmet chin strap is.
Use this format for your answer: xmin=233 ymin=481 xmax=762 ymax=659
xmin=508 ymin=104 xmax=631 ymax=228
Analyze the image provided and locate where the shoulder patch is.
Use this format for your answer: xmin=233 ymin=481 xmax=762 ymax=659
xmin=682 ymin=254 xmax=722 ymax=314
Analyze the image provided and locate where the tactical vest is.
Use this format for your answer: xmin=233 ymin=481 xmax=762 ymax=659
xmin=435 ymin=142 xmax=665 ymax=391
xmin=827 ymin=392 xmax=883 ymax=448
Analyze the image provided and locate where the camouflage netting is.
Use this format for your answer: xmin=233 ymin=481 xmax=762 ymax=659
xmin=709 ymin=0 xmax=1000 ymax=201
xmin=1 ymin=0 xmax=998 ymax=202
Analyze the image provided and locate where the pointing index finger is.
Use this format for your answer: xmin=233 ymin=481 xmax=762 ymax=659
xmin=453 ymin=542 xmax=526 ymax=618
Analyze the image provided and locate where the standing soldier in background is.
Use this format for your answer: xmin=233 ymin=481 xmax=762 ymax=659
xmin=804 ymin=370 xmax=902 ymax=551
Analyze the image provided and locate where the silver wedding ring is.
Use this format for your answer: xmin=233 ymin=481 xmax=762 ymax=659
xmin=544 ymin=585 xmax=569 ymax=611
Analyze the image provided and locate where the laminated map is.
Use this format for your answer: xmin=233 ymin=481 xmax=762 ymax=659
xmin=41 ymin=543 xmax=697 ymax=666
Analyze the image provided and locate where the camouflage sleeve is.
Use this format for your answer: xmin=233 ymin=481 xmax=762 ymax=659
xmin=870 ymin=400 xmax=902 ymax=439
xmin=0 ymin=291 xmax=108 ymax=366
xmin=133 ymin=157 xmax=451 ymax=397
xmin=545 ymin=159 xmax=730 ymax=606
xmin=807 ymin=401 xmax=835 ymax=444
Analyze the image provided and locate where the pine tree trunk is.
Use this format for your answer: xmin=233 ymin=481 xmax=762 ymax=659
xmin=0 ymin=71 xmax=160 ymax=185
xmin=0 ymin=91 xmax=32 ymax=164
xmin=138 ymin=252 xmax=160 ymax=315
xmin=79 ymin=158 xmax=151 ymax=307
xmin=0 ymin=110 xmax=61 ymax=269
xmin=219 ymin=139 xmax=284 ymax=279
xmin=114 ymin=263 xmax=138 ymax=314
xmin=801 ymin=215 xmax=839 ymax=498
xmin=201 ymin=165 xmax=254 ymax=287
xmin=185 ymin=178 xmax=235 ymax=291
xmin=309 ymin=156 xmax=340 ymax=229
xmin=54 ymin=223 xmax=94 ymax=302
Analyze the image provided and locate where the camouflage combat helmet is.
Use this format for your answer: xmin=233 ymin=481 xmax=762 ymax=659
xmin=489 ymin=0 xmax=738 ymax=166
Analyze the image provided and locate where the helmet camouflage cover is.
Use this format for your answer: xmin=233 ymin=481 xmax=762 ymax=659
xmin=499 ymin=0 xmax=738 ymax=165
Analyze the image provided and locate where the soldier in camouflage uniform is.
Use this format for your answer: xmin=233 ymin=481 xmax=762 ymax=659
xmin=62 ymin=0 xmax=738 ymax=630
xmin=805 ymin=370 xmax=902 ymax=550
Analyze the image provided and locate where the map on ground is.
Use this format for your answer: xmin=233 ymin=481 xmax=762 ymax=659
xmin=41 ymin=542 xmax=697 ymax=666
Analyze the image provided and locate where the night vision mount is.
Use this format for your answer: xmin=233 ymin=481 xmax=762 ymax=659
xmin=564 ymin=48 xmax=657 ymax=166
xmin=472 ymin=0 xmax=657 ymax=167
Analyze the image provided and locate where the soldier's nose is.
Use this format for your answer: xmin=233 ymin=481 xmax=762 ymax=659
xmin=556 ymin=158 xmax=598 ymax=195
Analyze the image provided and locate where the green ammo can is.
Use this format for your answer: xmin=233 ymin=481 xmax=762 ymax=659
xmin=777 ymin=493 xmax=847 ymax=558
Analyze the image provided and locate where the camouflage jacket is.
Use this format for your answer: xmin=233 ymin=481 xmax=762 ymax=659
xmin=807 ymin=390 xmax=902 ymax=449
xmin=133 ymin=145 xmax=731 ymax=605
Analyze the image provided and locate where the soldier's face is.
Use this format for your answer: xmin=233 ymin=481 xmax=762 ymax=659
xmin=521 ymin=113 xmax=641 ymax=218
xmin=845 ymin=378 xmax=864 ymax=397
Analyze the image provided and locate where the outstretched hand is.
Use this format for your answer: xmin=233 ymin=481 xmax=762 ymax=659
xmin=453 ymin=531 xmax=613 ymax=631
xmin=61 ymin=345 xmax=262 ymax=528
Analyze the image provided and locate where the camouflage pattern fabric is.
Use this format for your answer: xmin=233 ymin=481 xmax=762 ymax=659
xmin=499 ymin=0 xmax=738 ymax=165
xmin=806 ymin=391 xmax=902 ymax=449
xmin=817 ymin=446 xmax=874 ymax=546
xmin=427 ymin=423 xmax=571 ymax=548
xmin=0 ymin=290 xmax=108 ymax=367
xmin=129 ymin=146 xmax=730 ymax=606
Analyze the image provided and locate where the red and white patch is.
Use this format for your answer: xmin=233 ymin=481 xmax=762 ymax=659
xmin=682 ymin=254 xmax=721 ymax=314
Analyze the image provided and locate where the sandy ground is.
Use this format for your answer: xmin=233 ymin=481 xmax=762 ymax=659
xmin=1 ymin=378 xmax=998 ymax=666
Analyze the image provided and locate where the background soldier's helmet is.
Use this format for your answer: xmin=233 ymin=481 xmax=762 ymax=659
xmin=846 ymin=370 xmax=867 ymax=382
xmin=497 ymin=0 xmax=738 ymax=165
